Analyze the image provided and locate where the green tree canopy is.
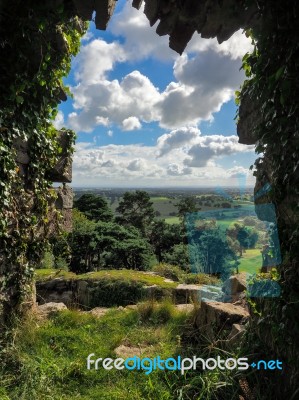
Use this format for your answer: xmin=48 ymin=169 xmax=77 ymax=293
xmin=116 ymin=190 xmax=155 ymax=235
xmin=74 ymin=193 xmax=113 ymax=222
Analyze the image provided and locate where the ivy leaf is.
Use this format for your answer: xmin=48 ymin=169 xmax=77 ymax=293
xmin=16 ymin=95 xmax=24 ymax=104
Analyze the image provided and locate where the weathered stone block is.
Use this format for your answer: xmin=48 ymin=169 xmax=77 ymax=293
xmin=47 ymin=131 xmax=72 ymax=183
xmin=195 ymin=301 xmax=249 ymax=336
xmin=55 ymin=185 xmax=73 ymax=209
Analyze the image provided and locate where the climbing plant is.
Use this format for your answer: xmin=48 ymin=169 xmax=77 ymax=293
xmin=0 ymin=1 xmax=86 ymax=336
xmin=237 ymin=0 xmax=299 ymax=395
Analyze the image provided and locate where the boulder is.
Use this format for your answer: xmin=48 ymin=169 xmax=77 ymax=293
xmin=174 ymin=284 xmax=201 ymax=304
xmin=195 ymin=301 xmax=249 ymax=337
xmin=88 ymin=307 xmax=109 ymax=318
xmin=222 ymin=273 xmax=248 ymax=296
xmin=174 ymin=284 xmax=222 ymax=303
xmin=37 ymin=302 xmax=67 ymax=318
xmin=227 ymin=323 xmax=247 ymax=345
xmin=175 ymin=304 xmax=194 ymax=313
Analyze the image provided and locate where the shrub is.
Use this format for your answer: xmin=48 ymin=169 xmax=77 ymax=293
xmin=182 ymin=273 xmax=220 ymax=285
xmin=152 ymin=263 xmax=183 ymax=281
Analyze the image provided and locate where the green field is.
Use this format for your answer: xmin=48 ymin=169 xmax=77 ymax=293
xmin=238 ymin=248 xmax=263 ymax=274
xmin=164 ymin=216 xmax=180 ymax=224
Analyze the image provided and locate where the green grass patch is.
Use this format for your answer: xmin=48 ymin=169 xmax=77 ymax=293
xmin=35 ymin=269 xmax=178 ymax=289
xmin=0 ymin=305 xmax=191 ymax=400
xmin=150 ymin=196 xmax=170 ymax=202
xmin=164 ymin=216 xmax=180 ymax=225
xmin=238 ymin=248 xmax=262 ymax=274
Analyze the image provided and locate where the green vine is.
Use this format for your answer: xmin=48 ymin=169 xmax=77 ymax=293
xmin=0 ymin=1 xmax=87 ymax=335
xmin=237 ymin=0 xmax=299 ymax=394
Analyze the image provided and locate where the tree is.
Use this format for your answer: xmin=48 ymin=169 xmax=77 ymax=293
xmin=227 ymin=222 xmax=259 ymax=255
xmin=74 ymin=193 xmax=113 ymax=222
xmin=196 ymin=228 xmax=235 ymax=278
xmin=149 ymin=220 xmax=184 ymax=262
xmin=116 ymin=190 xmax=155 ymax=235
xmin=69 ymin=213 xmax=153 ymax=273
xmin=164 ymin=243 xmax=191 ymax=271
xmin=176 ymin=196 xmax=199 ymax=223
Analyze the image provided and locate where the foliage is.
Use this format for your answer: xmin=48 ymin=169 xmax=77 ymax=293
xmin=193 ymin=229 xmax=235 ymax=278
xmin=116 ymin=190 xmax=155 ymax=235
xmin=0 ymin=307 xmax=190 ymax=399
xmin=152 ymin=263 xmax=184 ymax=282
xmin=0 ymin=1 xmax=87 ymax=330
xmin=175 ymin=196 xmax=200 ymax=222
xmin=163 ymin=243 xmax=192 ymax=272
xmin=69 ymin=212 xmax=153 ymax=273
xmin=149 ymin=219 xmax=184 ymax=262
xmin=74 ymin=193 xmax=113 ymax=222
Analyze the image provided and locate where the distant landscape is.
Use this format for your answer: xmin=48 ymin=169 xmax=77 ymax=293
xmin=70 ymin=186 xmax=266 ymax=276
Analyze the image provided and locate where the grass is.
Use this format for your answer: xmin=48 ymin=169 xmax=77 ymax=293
xmin=0 ymin=303 xmax=191 ymax=400
xmin=0 ymin=301 xmax=265 ymax=400
xmin=238 ymin=248 xmax=263 ymax=274
xmin=150 ymin=196 xmax=170 ymax=202
xmin=35 ymin=269 xmax=178 ymax=289
xmin=164 ymin=216 xmax=180 ymax=225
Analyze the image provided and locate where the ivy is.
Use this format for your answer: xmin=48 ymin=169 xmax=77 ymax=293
xmin=237 ymin=0 xmax=299 ymax=392
xmin=0 ymin=1 xmax=87 ymax=337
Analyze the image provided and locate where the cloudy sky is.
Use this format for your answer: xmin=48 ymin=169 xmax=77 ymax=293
xmin=55 ymin=0 xmax=256 ymax=188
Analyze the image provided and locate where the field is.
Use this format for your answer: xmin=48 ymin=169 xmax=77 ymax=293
xmin=238 ymin=248 xmax=263 ymax=274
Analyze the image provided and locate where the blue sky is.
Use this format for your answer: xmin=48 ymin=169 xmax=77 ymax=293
xmin=55 ymin=0 xmax=256 ymax=187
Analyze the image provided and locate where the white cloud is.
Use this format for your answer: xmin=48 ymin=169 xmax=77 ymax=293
xmin=72 ymin=130 xmax=255 ymax=187
xmin=122 ymin=116 xmax=142 ymax=131
xmin=184 ymin=135 xmax=254 ymax=167
xmin=157 ymin=127 xmax=200 ymax=157
xmin=73 ymin=39 xmax=126 ymax=84
xmin=67 ymin=44 xmax=244 ymax=132
xmin=53 ymin=110 xmax=64 ymax=129
xmin=187 ymin=30 xmax=254 ymax=60
xmin=127 ymin=158 xmax=146 ymax=171
xmin=107 ymin=129 xmax=113 ymax=137
xmin=110 ymin=2 xmax=176 ymax=62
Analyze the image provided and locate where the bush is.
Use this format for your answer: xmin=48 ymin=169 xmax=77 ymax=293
xmin=152 ymin=263 xmax=183 ymax=281
xmin=182 ymin=273 xmax=220 ymax=285
xmin=38 ymin=250 xmax=54 ymax=269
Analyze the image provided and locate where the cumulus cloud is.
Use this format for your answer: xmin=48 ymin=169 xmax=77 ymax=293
xmin=127 ymin=158 xmax=146 ymax=171
xmin=187 ymin=30 xmax=254 ymax=60
xmin=122 ymin=116 xmax=142 ymax=131
xmin=184 ymin=135 xmax=254 ymax=167
xmin=110 ymin=2 xmax=176 ymax=62
xmin=53 ymin=110 xmax=64 ymax=129
xmin=72 ymin=129 xmax=255 ymax=187
xmin=73 ymin=39 xmax=126 ymax=83
xmin=157 ymin=127 xmax=200 ymax=157
xmin=67 ymin=46 xmax=244 ymax=132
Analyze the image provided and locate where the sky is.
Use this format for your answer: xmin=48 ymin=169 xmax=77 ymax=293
xmin=54 ymin=0 xmax=257 ymax=188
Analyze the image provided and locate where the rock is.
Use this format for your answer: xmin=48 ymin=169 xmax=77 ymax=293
xmin=55 ymin=186 xmax=73 ymax=209
xmin=175 ymin=304 xmax=194 ymax=313
xmin=195 ymin=301 xmax=249 ymax=336
xmin=222 ymin=273 xmax=248 ymax=296
xmin=174 ymin=284 xmax=222 ymax=303
xmin=174 ymin=284 xmax=201 ymax=304
xmin=46 ymin=130 xmax=73 ymax=183
xmin=126 ymin=304 xmax=138 ymax=310
xmin=88 ymin=307 xmax=109 ymax=318
xmin=164 ymin=278 xmax=174 ymax=283
xmin=37 ymin=302 xmax=67 ymax=317
xmin=227 ymin=323 xmax=247 ymax=344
